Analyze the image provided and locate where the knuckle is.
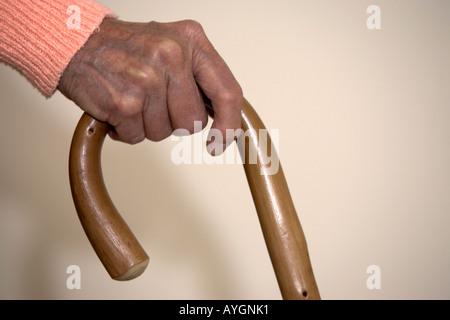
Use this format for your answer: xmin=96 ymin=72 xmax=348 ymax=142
xmin=154 ymin=38 xmax=184 ymax=64
xmin=218 ymin=83 xmax=244 ymax=108
xmin=182 ymin=19 xmax=205 ymax=36
xmin=114 ymin=94 xmax=143 ymax=117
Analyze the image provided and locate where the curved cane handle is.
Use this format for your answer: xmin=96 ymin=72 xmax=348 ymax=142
xmin=69 ymin=115 xmax=149 ymax=280
xmin=69 ymin=98 xmax=320 ymax=299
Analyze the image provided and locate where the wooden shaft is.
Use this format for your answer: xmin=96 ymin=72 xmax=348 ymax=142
xmin=68 ymin=98 xmax=320 ymax=299
xmin=239 ymin=98 xmax=320 ymax=300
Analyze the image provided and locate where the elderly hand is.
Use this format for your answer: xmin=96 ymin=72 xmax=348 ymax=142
xmin=58 ymin=18 xmax=243 ymax=153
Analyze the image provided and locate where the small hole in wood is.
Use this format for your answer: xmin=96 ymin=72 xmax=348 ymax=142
xmin=88 ymin=127 xmax=95 ymax=135
xmin=302 ymin=291 xmax=308 ymax=298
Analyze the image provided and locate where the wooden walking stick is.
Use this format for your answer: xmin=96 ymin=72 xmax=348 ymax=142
xmin=69 ymin=98 xmax=320 ymax=299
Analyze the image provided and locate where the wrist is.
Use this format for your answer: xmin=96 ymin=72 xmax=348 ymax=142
xmin=0 ymin=0 xmax=116 ymax=97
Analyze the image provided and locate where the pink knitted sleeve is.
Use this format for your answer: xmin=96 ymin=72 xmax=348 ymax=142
xmin=0 ymin=0 xmax=117 ymax=97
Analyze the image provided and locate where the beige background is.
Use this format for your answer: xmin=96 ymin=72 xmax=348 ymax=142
xmin=0 ymin=0 xmax=449 ymax=299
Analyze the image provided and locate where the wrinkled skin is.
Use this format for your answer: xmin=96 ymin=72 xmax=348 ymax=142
xmin=58 ymin=18 xmax=243 ymax=153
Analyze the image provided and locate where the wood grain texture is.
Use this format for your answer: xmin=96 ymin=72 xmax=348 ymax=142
xmin=68 ymin=98 xmax=320 ymax=299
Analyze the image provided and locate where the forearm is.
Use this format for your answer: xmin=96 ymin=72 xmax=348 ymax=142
xmin=0 ymin=0 xmax=116 ymax=97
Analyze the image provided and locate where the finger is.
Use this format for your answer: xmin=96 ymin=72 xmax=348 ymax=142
xmin=192 ymin=45 xmax=243 ymax=155
xmin=108 ymin=114 xmax=145 ymax=144
xmin=167 ymin=73 xmax=208 ymax=134
xmin=107 ymin=96 xmax=146 ymax=144
xmin=142 ymin=83 xmax=173 ymax=142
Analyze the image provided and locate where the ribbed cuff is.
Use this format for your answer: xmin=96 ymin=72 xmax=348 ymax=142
xmin=0 ymin=0 xmax=117 ymax=97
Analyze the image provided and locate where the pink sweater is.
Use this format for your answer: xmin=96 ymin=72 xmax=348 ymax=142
xmin=0 ymin=0 xmax=116 ymax=97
